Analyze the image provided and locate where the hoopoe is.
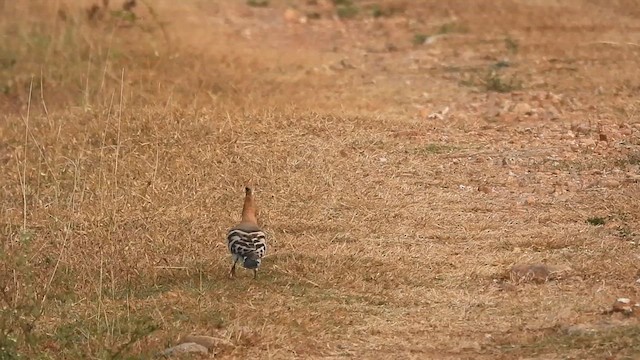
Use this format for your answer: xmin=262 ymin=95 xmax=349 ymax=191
xmin=226 ymin=187 xmax=267 ymax=279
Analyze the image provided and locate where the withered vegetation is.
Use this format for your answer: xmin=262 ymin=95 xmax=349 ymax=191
xmin=1 ymin=0 xmax=639 ymax=358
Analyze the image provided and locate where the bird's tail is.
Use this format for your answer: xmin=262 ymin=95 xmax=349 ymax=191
xmin=243 ymin=254 xmax=261 ymax=269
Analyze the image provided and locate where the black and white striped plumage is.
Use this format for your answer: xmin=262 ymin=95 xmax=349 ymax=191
xmin=227 ymin=227 xmax=267 ymax=276
xmin=227 ymin=187 xmax=267 ymax=279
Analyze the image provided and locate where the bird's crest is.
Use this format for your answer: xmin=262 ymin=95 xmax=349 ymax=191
xmin=240 ymin=187 xmax=258 ymax=225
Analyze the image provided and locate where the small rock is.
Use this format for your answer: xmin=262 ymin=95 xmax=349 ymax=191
xmin=453 ymin=340 xmax=481 ymax=353
xmin=610 ymin=298 xmax=639 ymax=316
xmin=500 ymin=100 xmax=513 ymax=115
xmin=581 ymin=138 xmax=596 ymax=147
xmin=544 ymin=106 xmax=561 ymax=120
xmin=510 ymin=263 xmax=555 ymax=283
xmin=180 ymin=335 xmax=233 ymax=350
xmin=524 ymin=195 xmax=536 ymax=205
xmin=625 ymin=174 xmax=640 ymax=183
xmin=572 ymin=123 xmax=590 ymax=135
xmin=427 ymin=107 xmax=450 ymax=120
xmin=566 ymin=320 xmax=627 ymax=334
xmin=599 ymin=179 xmax=620 ymax=188
xmin=513 ymin=102 xmax=533 ymax=116
xmin=599 ymin=133 xmax=609 ymax=142
xmin=283 ymin=8 xmax=306 ymax=23
xmin=565 ymin=324 xmax=595 ymax=335
xmin=240 ymin=28 xmax=252 ymax=39
xmin=485 ymin=104 xmax=501 ymax=118
xmin=636 ymin=278 xmax=640 ymax=285
xmin=494 ymin=279 xmax=517 ymax=292
xmin=478 ymin=185 xmax=493 ymax=194
xmin=547 ymin=92 xmax=563 ymax=104
xmin=620 ymin=127 xmax=633 ymax=136
xmin=566 ymin=181 xmax=578 ymax=192
xmin=158 ymin=342 xmax=208 ymax=357
xmin=560 ymin=130 xmax=575 ymax=140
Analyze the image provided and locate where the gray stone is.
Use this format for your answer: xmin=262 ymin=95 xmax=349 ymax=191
xmin=158 ymin=342 xmax=208 ymax=358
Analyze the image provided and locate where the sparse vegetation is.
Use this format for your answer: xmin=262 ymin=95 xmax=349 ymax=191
xmin=503 ymin=324 xmax=640 ymax=357
xmin=460 ymin=69 xmax=524 ymax=93
xmin=367 ymin=2 xmax=405 ymax=18
xmin=409 ymin=143 xmax=458 ymax=155
xmin=482 ymin=70 xmax=524 ymax=92
xmin=334 ymin=0 xmax=359 ymax=19
xmin=413 ymin=33 xmax=429 ymax=45
xmin=587 ymin=216 xmax=607 ymax=226
xmin=247 ymin=0 xmax=269 ymax=7
xmin=1 ymin=0 xmax=640 ymax=359
xmin=370 ymin=4 xmax=384 ymax=18
xmin=505 ymin=35 xmax=519 ymax=54
xmin=437 ymin=21 xmax=469 ymax=34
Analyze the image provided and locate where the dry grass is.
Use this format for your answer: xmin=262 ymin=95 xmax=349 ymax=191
xmin=1 ymin=0 xmax=640 ymax=358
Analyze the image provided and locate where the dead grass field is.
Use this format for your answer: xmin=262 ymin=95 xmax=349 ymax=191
xmin=1 ymin=0 xmax=640 ymax=358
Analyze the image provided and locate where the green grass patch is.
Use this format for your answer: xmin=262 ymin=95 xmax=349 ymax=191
xmin=413 ymin=33 xmax=430 ymax=45
xmin=586 ymin=217 xmax=606 ymax=226
xmin=437 ymin=22 xmax=469 ymax=35
xmin=505 ymin=35 xmax=519 ymax=54
xmin=336 ymin=4 xmax=359 ymax=19
xmin=247 ymin=0 xmax=269 ymax=7
xmin=408 ymin=143 xmax=459 ymax=155
xmin=482 ymin=71 xmax=523 ymax=93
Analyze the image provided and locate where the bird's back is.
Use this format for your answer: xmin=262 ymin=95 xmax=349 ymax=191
xmin=227 ymin=224 xmax=267 ymax=269
xmin=227 ymin=187 xmax=267 ymax=274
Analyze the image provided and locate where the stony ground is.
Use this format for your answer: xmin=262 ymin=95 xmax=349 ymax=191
xmin=1 ymin=0 xmax=640 ymax=359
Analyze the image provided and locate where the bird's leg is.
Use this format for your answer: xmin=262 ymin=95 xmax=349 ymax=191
xmin=253 ymin=269 xmax=257 ymax=280
xmin=229 ymin=260 xmax=237 ymax=279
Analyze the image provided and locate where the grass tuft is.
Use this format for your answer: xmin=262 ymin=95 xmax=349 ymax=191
xmin=482 ymin=70 xmax=523 ymax=93
xmin=586 ymin=217 xmax=606 ymax=226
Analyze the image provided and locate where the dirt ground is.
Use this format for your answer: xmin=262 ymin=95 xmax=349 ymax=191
xmin=1 ymin=0 xmax=640 ymax=358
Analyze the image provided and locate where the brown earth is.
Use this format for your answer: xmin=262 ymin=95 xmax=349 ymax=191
xmin=1 ymin=0 xmax=639 ymax=358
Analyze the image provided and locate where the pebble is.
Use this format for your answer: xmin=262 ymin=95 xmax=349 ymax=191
xmin=599 ymin=179 xmax=621 ymax=188
xmin=610 ymin=298 xmax=639 ymax=316
xmin=524 ymin=195 xmax=536 ymax=205
xmin=544 ymin=106 xmax=561 ymax=120
xmin=560 ymin=130 xmax=575 ymax=140
xmin=180 ymin=335 xmax=233 ymax=350
xmin=572 ymin=123 xmax=590 ymax=135
xmin=158 ymin=342 xmax=208 ymax=357
xmin=513 ymin=102 xmax=533 ymax=116
xmin=510 ymin=263 xmax=552 ymax=283
xmin=283 ymin=8 xmax=306 ymax=23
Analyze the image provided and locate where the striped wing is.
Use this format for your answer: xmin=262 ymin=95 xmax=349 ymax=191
xmin=227 ymin=229 xmax=267 ymax=262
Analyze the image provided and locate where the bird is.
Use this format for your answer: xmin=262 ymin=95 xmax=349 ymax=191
xmin=226 ymin=187 xmax=267 ymax=279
